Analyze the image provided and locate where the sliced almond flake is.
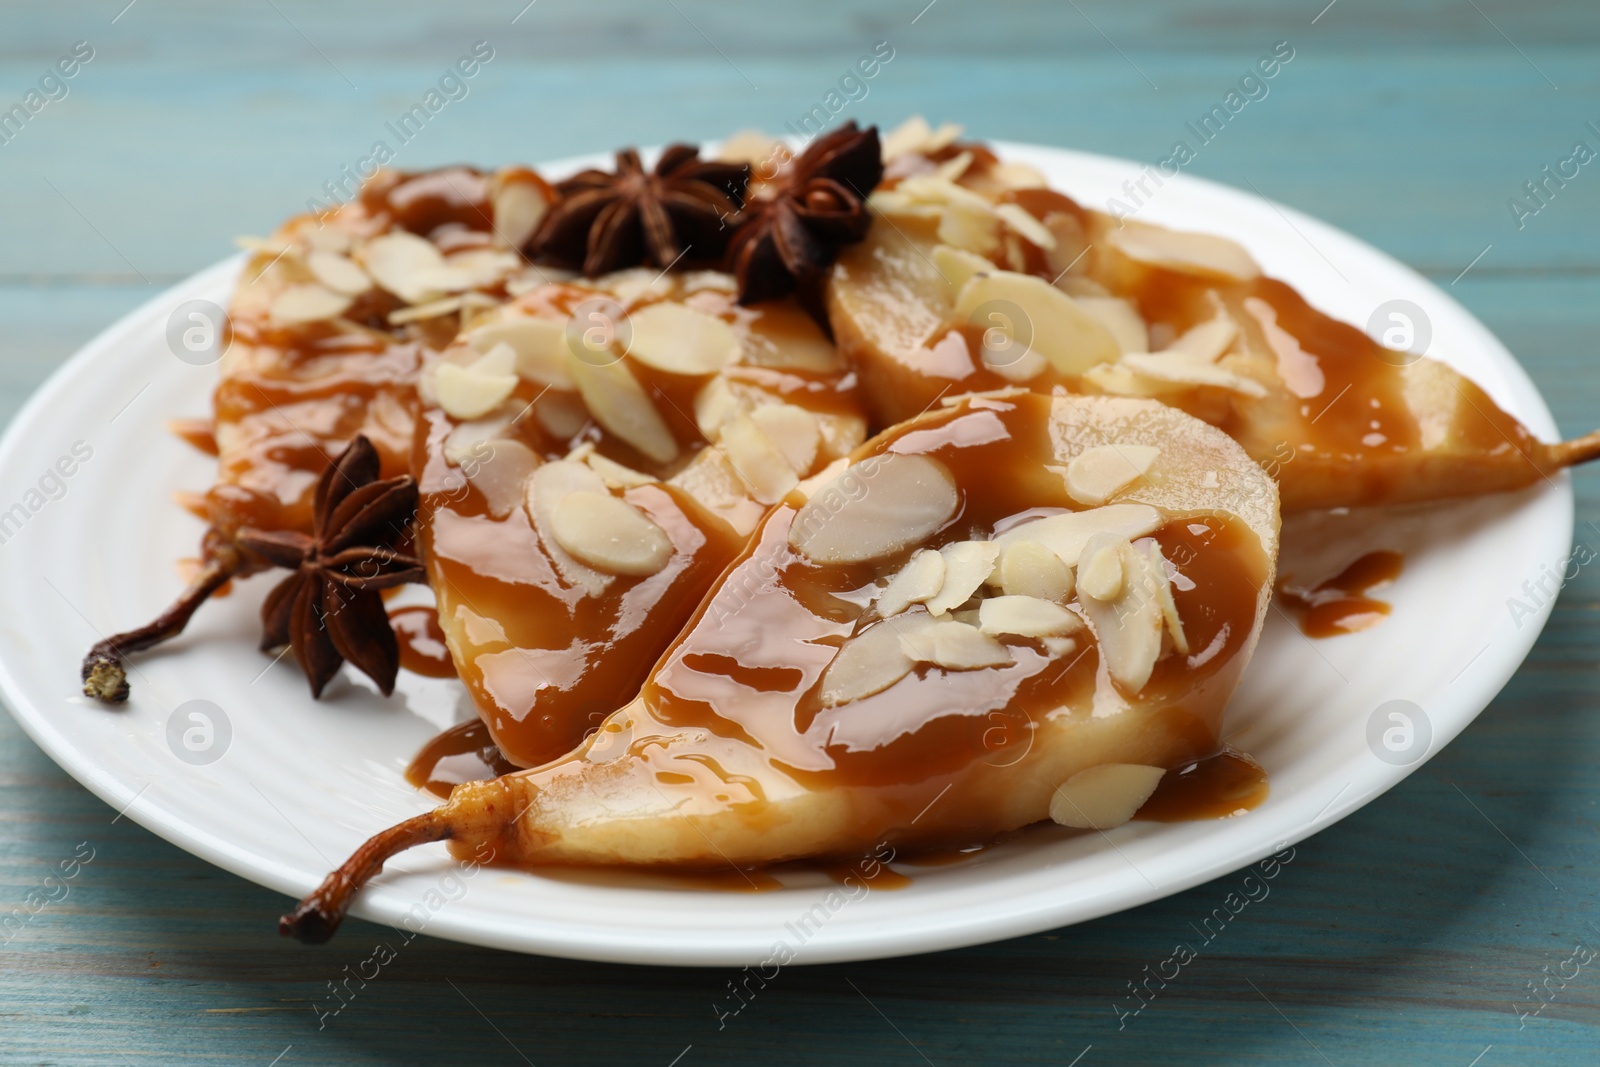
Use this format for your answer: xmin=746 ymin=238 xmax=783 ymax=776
xmin=1079 ymin=537 xmax=1165 ymax=694
xmin=506 ymin=266 xmax=575 ymax=296
xmin=693 ymin=376 xmax=743 ymax=440
xmin=867 ymin=190 xmax=941 ymax=220
xmin=881 ymin=115 xmax=935 ymax=162
xmin=270 ymin=283 xmax=351 ymax=326
xmin=820 ymin=623 xmax=915 ymax=706
xmin=1077 ymin=533 xmax=1128 ymax=603
xmin=897 ymin=617 xmax=1012 ymax=670
xmin=1049 ymin=764 xmax=1166 ymax=830
xmin=954 ymin=270 xmax=1120 ymax=376
xmin=978 ymin=595 xmax=1079 ymax=638
xmin=1065 ymin=443 xmax=1161 ymax=507
xmin=1120 ymin=351 xmax=1268 ymax=398
xmin=469 ymin=342 xmax=517 ymax=377
xmin=585 ymin=451 xmax=655 ymax=490
xmin=491 ymin=171 xmax=550 ymax=249
xmin=590 ymin=267 xmax=675 ymax=308
xmin=388 ymin=296 xmax=465 ymax=325
xmin=1081 ymin=361 xmax=1185 ymax=398
xmin=1076 ymin=296 xmax=1148 ymax=355
xmin=931 ymin=244 xmax=994 ymax=298
xmin=533 ymin=390 xmax=591 ymax=440
xmin=1143 ymin=540 xmax=1189 ymax=653
xmin=564 ymin=441 xmax=597 ymax=464
xmin=995 ymin=203 xmax=1057 ymax=250
xmin=443 ymin=413 xmax=515 ymax=465
xmin=306 ymin=250 xmax=371 ymax=295
xmin=924 ymin=121 xmax=964 ymax=154
xmin=876 ymin=548 xmax=946 ymax=619
xmin=937 ymin=200 xmax=1001 ymax=257
xmin=465 ymin=438 xmax=539 ymax=519
xmin=939 ymin=386 xmax=1029 ymax=406
xmin=789 ymin=454 xmax=959 ymax=565
xmin=551 ymin=490 xmax=673 ymax=577
xmin=749 ymin=404 xmax=820 ymax=475
xmin=1166 ymin=315 xmax=1239 ymax=363
xmin=1041 ymin=635 xmax=1078 ymax=658
xmin=925 ymin=541 xmax=1000 ymax=616
xmin=992 ymin=503 xmax=1162 ymax=565
xmin=721 ymin=413 xmax=799 ymax=505
xmin=438 ymin=248 xmax=523 ymax=289
xmin=996 ymin=540 xmax=1075 ymax=601
xmin=897 ymin=174 xmax=997 ymax=213
xmin=360 ymin=231 xmax=449 ymax=304
xmin=1109 ymin=222 xmax=1261 ymax=283
xmin=991 ymin=161 xmax=1048 ymax=190
xmin=524 ymin=460 xmax=612 ymax=596
xmin=626 ymin=302 xmax=741 ymax=376
xmin=1043 ymin=213 xmax=1090 ymax=281
xmin=564 ymin=348 xmax=679 ymax=464
xmin=934 ymin=150 xmax=974 ymax=183
xmin=436 ymin=358 xmax=518 ymax=421
xmin=468 ymin=316 xmax=574 ymax=389
xmin=677 ymin=270 xmax=739 ymax=294
xmin=302 ymin=229 xmax=352 ymax=254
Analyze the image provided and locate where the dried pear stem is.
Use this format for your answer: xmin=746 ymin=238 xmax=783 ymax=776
xmin=1544 ymin=429 xmax=1600 ymax=472
xmin=279 ymin=810 xmax=454 ymax=944
xmin=80 ymin=533 xmax=245 ymax=704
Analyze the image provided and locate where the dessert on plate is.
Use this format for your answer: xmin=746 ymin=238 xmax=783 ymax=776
xmin=68 ymin=117 xmax=1596 ymax=942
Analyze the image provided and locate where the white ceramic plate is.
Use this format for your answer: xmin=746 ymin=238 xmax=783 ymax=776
xmin=0 ymin=143 xmax=1569 ymax=966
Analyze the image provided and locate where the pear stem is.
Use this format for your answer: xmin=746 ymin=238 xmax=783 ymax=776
xmin=1545 ymin=429 xmax=1600 ymax=472
xmin=80 ymin=535 xmax=245 ymax=703
xmin=279 ymin=810 xmax=454 ymax=944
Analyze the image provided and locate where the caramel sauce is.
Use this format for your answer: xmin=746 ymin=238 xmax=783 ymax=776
xmin=169 ymin=417 xmax=218 ymax=456
xmin=820 ymin=861 xmax=912 ymax=891
xmin=567 ymin=395 xmax=1272 ymax=857
xmin=1137 ymin=748 xmax=1268 ymax=821
xmin=1279 ymin=550 xmax=1404 ymax=637
xmin=405 ymin=719 xmax=518 ymax=799
xmin=389 ymin=605 xmax=456 ymax=678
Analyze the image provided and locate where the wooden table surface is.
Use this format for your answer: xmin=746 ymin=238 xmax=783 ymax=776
xmin=3 ymin=1 xmax=1599 ymax=1063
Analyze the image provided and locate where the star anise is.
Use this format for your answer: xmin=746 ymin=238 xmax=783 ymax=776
xmin=235 ymin=436 xmax=426 ymax=698
xmin=531 ymin=145 xmax=749 ymax=276
xmin=726 ymin=122 xmax=884 ymax=306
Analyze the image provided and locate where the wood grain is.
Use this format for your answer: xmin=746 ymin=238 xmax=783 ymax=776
xmin=2 ymin=1 xmax=1599 ymax=1063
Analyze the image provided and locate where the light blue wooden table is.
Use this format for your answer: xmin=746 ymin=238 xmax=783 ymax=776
xmin=3 ymin=2 xmax=1599 ymax=1063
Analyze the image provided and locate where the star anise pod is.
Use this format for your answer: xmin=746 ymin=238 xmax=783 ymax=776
xmin=531 ymin=145 xmax=749 ymax=276
xmin=235 ymin=436 xmax=426 ymax=698
xmin=726 ymin=122 xmax=884 ymax=307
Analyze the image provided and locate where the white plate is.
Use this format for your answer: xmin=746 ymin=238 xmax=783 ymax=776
xmin=0 ymin=143 xmax=1569 ymax=966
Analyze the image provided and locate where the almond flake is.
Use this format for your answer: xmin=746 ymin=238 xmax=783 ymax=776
xmin=749 ymin=404 xmax=820 ymax=475
xmin=1049 ymin=764 xmax=1166 ymax=830
xmin=1109 ymin=222 xmax=1261 ymax=283
xmin=991 ymin=161 xmax=1048 ymax=190
xmin=992 ymin=504 xmax=1162 ymax=567
xmin=1078 ymin=535 xmax=1127 ymax=602
xmin=820 ymin=623 xmax=915 ymax=706
xmin=881 ymin=115 xmax=934 ymax=161
xmin=1144 ymin=539 xmax=1189 ymax=653
xmin=897 ymin=617 xmax=1012 ymax=670
xmin=550 ymin=490 xmax=673 ymax=577
xmin=465 ymin=438 xmax=539 ymax=519
xmin=1065 ymin=444 xmax=1161 ymax=507
xmin=995 ymin=203 xmax=1057 ymax=250
xmin=789 ymin=454 xmax=960 ymax=565
xmin=722 ymin=413 xmax=799 ymax=505
xmin=1076 ymin=296 xmax=1148 ymax=355
xmin=1078 ymin=537 xmax=1165 ymax=694
xmin=693 ymin=376 xmax=743 ymax=440
xmin=978 ymin=595 xmax=1079 ymax=638
xmin=1167 ymin=315 xmax=1239 ymax=362
xmin=270 ymin=283 xmax=351 ymax=325
xmin=925 ymin=540 xmax=1000 ymax=616
xmin=876 ymin=548 xmax=946 ymax=619
xmin=360 ymin=231 xmax=449 ymax=304
xmin=443 ymin=414 xmax=514 ymax=465
xmin=468 ymin=316 xmax=574 ymax=389
xmin=1120 ymin=351 xmax=1267 ymax=397
xmin=931 ymin=244 xmax=994 ymax=298
xmin=625 ymin=301 xmax=741 ymax=376
xmin=492 ymin=171 xmax=550 ymax=249
xmin=436 ymin=344 xmax=519 ymax=420
xmin=996 ymin=540 xmax=1074 ymax=601
xmin=937 ymin=200 xmax=1001 ymax=257
xmin=954 ymin=270 xmax=1120 ymax=376
xmin=306 ymin=250 xmax=371 ymax=295
xmin=388 ymin=296 xmax=465 ymax=325
xmin=524 ymin=460 xmax=613 ymax=596
xmin=564 ymin=348 xmax=679 ymax=464
xmin=585 ymin=451 xmax=655 ymax=490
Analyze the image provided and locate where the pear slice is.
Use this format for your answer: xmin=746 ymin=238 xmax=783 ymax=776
xmin=826 ymin=160 xmax=1600 ymax=511
xmin=282 ymin=393 xmax=1280 ymax=942
xmin=418 ymin=272 xmax=868 ymax=769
